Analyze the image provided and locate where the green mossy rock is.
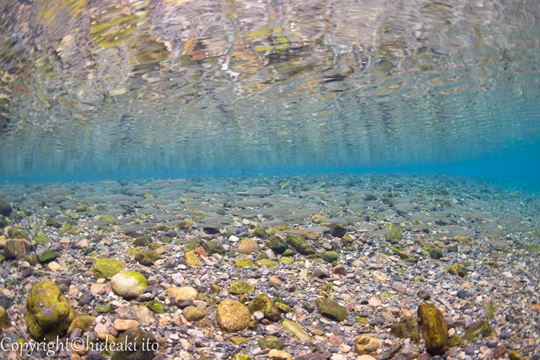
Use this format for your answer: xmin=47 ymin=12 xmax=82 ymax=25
xmin=38 ymin=250 xmax=58 ymax=264
xmin=418 ymin=303 xmax=448 ymax=355
xmin=253 ymin=227 xmax=269 ymax=239
xmin=202 ymin=241 xmax=225 ymax=255
xmin=321 ymin=251 xmax=339 ymax=263
xmin=183 ymin=306 xmax=207 ymax=322
xmin=509 ymin=351 xmax=526 ymax=360
xmin=4 ymin=238 xmax=31 ymax=259
xmin=75 ymin=204 xmax=88 ymax=212
xmin=447 ymin=263 xmax=468 ymax=277
xmin=216 ymin=299 xmax=251 ymax=333
xmin=286 ymin=234 xmax=315 ymax=255
xmin=95 ymin=304 xmax=115 ymax=314
xmin=267 ymin=237 xmax=288 ymax=254
xmin=236 ymin=258 xmax=254 ymax=268
xmin=258 ymin=335 xmax=284 ymax=350
xmin=0 ymin=255 xmax=5 ymax=264
xmin=111 ymin=271 xmax=148 ymax=300
xmin=67 ymin=315 xmax=96 ymax=334
xmin=134 ymin=250 xmax=160 ymax=266
xmin=111 ymin=327 xmax=157 ymax=360
xmin=315 ymin=297 xmax=348 ymax=322
xmin=464 ymin=320 xmax=496 ymax=342
xmin=281 ymin=320 xmax=313 ymax=343
xmin=279 ymin=257 xmax=294 ymax=264
xmin=383 ymin=224 xmax=403 ymax=242
xmin=229 ymin=337 xmax=250 ymax=345
xmin=144 ymin=300 xmax=165 ymax=314
xmin=255 ymin=259 xmax=278 ymax=268
xmin=247 ymin=294 xmax=280 ymax=322
xmin=26 ymin=281 xmax=75 ymax=342
xmin=33 ymin=233 xmax=49 ymax=245
xmin=238 ymin=237 xmax=259 ymax=254
xmin=390 ymin=316 xmax=419 ymax=340
xmin=447 ymin=334 xmax=463 ymax=347
xmin=133 ymin=235 xmax=152 ymax=247
xmin=93 ymin=258 xmax=125 ymax=279
xmin=429 ymin=247 xmax=443 ymax=259
xmin=230 ymin=280 xmax=254 ymax=295
xmin=180 ymin=218 xmax=195 ymax=229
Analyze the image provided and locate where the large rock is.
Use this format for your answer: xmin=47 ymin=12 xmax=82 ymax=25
xmin=111 ymin=271 xmax=148 ymax=300
xmin=286 ymin=234 xmax=315 ymax=255
xmin=316 ymin=297 xmax=348 ymax=322
xmin=93 ymin=258 xmax=125 ymax=279
xmin=390 ymin=316 xmax=419 ymax=340
xmin=247 ymin=294 xmax=280 ymax=322
xmin=183 ymin=306 xmax=207 ymax=322
xmin=266 ymin=237 xmax=288 ymax=254
xmin=0 ymin=200 xmax=11 ymax=217
xmin=238 ymin=237 xmax=259 ymax=254
xmin=111 ymin=327 xmax=157 ymax=360
xmin=216 ymin=299 xmax=250 ymax=333
xmin=418 ymin=303 xmax=448 ymax=355
xmin=167 ymin=286 xmax=198 ymax=303
xmin=26 ymin=281 xmax=74 ymax=341
xmin=4 ymin=238 xmax=31 ymax=259
xmin=230 ymin=280 xmax=254 ymax=295
xmin=202 ymin=240 xmax=225 ymax=255
xmin=330 ymin=224 xmax=347 ymax=238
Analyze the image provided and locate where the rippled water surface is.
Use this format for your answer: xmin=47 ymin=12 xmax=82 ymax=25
xmin=0 ymin=0 xmax=539 ymax=181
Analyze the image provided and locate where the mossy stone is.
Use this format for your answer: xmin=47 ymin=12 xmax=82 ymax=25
xmin=95 ymin=304 xmax=115 ymax=314
xmin=447 ymin=263 xmax=467 ymax=277
xmin=315 ymin=297 xmax=348 ymax=322
xmin=255 ymin=259 xmax=278 ymax=268
xmin=4 ymin=238 xmax=31 ymax=259
xmin=134 ymin=250 xmax=160 ymax=266
xmin=279 ymin=257 xmax=294 ymax=264
xmin=429 ymin=247 xmax=443 ymax=259
xmin=26 ymin=281 xmax=75 ymax=342
xmin=144 ymin=300 xmax=165 ymax=314
xmin=286 ymin=234 xmax=315 ymax=255
xmin=111 ymin=271 xmax=148 ymax=300
xmin=267 ymin=237 xmax=288 ymax=254
xmin=281 ymin=320 xmax=313 ymax=343
xmin=111 ymin=327 xmax=157 ymax=360
xmin=183 ymin=306 xmax=207 ymax=322
xmin=259 ymin=335 xmax=283 ymax=350
xmin=509 ymin=351 xmax=526 ymax=360
xmin=464 ymin=320 xmax=496 ymax=342
xmin=216 ymin=299 xmax=250 ymax=333
xmin=33 ymin=233 xmax=49 ymax=245
xmin=247 ymin=294 xmax=280 ymax=322
xmin=236 ymin=258 xmax=254 ymax=268
xmin=185 ymin=251 xmax=202 ymax=266
xmin=202 ymin=241 xmax=225 ymax=255
xmin=238 ymin=237 xmax=259 ymax=254
xmin=39 ymin=250 xmax=58 ymax=264
xmin=0 ymin=307 xmax=10 ymax=330
xmin=354 ymin=334 xmax=382 ymax=355
xmin=418 ymin=303 xmax=448 ymax=355
xmin=253 ymin=227 xmax=269 ymax=239
xmin=67 ymin=315 xmax=96 ymax=334
xmin=230 ymin=280 xmax=254 ymax=295
xmin=447 ymin=334 xmax=463 ymax=347
xmin=93 ymin=258 xmax=125 ymax=279
xmin=321 ymin=251 xmax=339 ymax=263
xmin=383 ymin=224 xmax=403 ymax=242
xmin=229 ymin=337 xmax=250 ymax=345
xmin=133 ymin=236 xmax=152 ymax=247
xmin=180 ymin=219 xmax=195 ymax=229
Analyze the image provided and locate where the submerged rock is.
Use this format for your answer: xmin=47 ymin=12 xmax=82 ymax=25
xmin=315 ymin=297 xmax=348 ymax=321
xmin=281 ymin=320 xmax=313 ymax=343
xmin=464 ymin=320 xmax=497 ymax=342
xmin=230 ymin=280 xmax=255 ymax=295
xmin=111 ymin=271 xmax=148 ymax=299
xmin=0 ymin=200 xmax=11 ymax=217
xmin=418 ymin=303 xmax=448 ymax=355
xmin=4 ymin=238 xmax=31 ymax=259
xmin=267 ymin=237 xmax=288 ymax=254
xmin=248 ymin=294 xmax=280 ymax=322
xmin=183 ymin=306 xmax=207 ymax=322
xmin=93 ymin=258 xmax=126 ymax=279
xmin=26 ymin=281 xmax=74 ymax=341
xmin=111 ymin=327 xmax=157 ymax=360
xmin=390 ymin=316 xmax=419 ymax=340
xmin=217 ymin=299 xmax=251 ymax=333
xmin=286 ymin=233 xmax=315 ymax=255
xmin=354 ymin=334 xmax=382 ymax=355
xmin=0 ymin=307 xmax=10 ymax=330
xmin=238 ymin=237 xmax=259 ymax=254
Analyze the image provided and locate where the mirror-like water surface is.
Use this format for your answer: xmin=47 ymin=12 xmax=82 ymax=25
xmin=0 ymin=0 xmax=539 ymax=181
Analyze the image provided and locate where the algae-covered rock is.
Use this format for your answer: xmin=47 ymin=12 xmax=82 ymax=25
xmin=26 ymin=280 xmax=75 ymax=341
xmin=253 ymin=227 xmax=269 ymax=239
xmin=33 ymin=233 xmax=49 ymax=245
xmin=144 ymin=300 xmax=165 ymax=314
xmin=390 ymin=316 xmax=419 ymax=340
xmin=67 ymin=315 xmax=96 ymax=334
xmin=316 ymin=297 xmax=348 ymax=322
xmin=429 ymin=247 xmax=443 ymax=259
xmin=180 ymin=218 xmax=195 ymax=229
xmin=418 ymin=303 xmax=448 ymax=355
xmin=238 ymin=237 xmax=260 ymax=254
xmin=229 ymin=336 xmax=250 ymax=345
xmin=134 ymin=250 xmax=160 ymax=266
xmin=111 ymin=271 xmax=148 ymax=300
xmin=38 ymin=249 xmax=58 ymax=264
xmin=354 ymin=334 xmax=382 ymax=355
xmin=230 ymin=280 xmax=254 ymax=295
xmin=236 ymin=258 xmax=254 ymax=268
xmin=330 ymin=224 xmax=347 ymax=238
xmin=281 ymin=320 xmax=313 ymax=343
xmin=0 ymin=307 xmax=11 ymax=330
xmin=286 ymin=234 xmax=315 ymax=255
xmin=133 ymin=235 xmax=152 ymax=247
xmin=247 ymin=294 xmax=280 ymax=322
xmin=202 ymin=240 xmax=225 ymax=255
xmin=111 ymin=327 xmax=157 ymax=360
xmin=509 ymin=351 xmax=526 ymax=360
xmin=217 ymin=299 xmax=251 ymax=333
xmin=447 ymin=333 xmax=463 ymax=347
xmin=464 ymin=320 xmax=496 ymax=342
xmin=93 ymin=258 xmax=125 ymax=279
xmin=268 ymin=349 xmax=293 ymax=360
xmin=255 ymin=259 xmax=278 ymax=268
xmin=383 ymin=224 xmax=403 ymax=242
xmin=185 ymin=251 xmax=202 ymax=266
xmin=447 ymin=263 xmax=468 ymax=277
xmin=267 ymin=237 xmax=288 ymax=254
xmin=4 ymin=238 xmax=31 ymax=259
xmin=167 ymin=286 xmax=198 ymax=303
xmin=321 ymin=251 xmax=339 ymax=263
xmin=259 ymin=335 xmax=284 ymax=350
xmin=0 ymin=200 xmax=12 ymax=217
xmin=183 ymin=306 xmax=207 ymax=322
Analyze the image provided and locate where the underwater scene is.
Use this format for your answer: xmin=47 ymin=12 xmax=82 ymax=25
xmin=0 ymin=0 xmax=540 ymax=359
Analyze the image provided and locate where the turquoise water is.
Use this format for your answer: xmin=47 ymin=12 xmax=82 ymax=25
xmin=0 ymin=0 xmax=539 ymax=185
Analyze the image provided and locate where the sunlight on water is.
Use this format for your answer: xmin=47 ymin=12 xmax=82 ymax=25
xmin=0 ymin=0 xmax=539 ymax=181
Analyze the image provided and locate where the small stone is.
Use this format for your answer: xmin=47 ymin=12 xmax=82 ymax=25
xmin=315 ymin=297 xmax=348 ymax=322
xmin=185 ymin=252 xmax=202 ymax=266
xmin=183 ymin=306 xmax=207 ymax=322
xmin=113 ymin=319 xmax=140 ymax=331
xmin=216 ymin=299 xmax=250 ymax=333
xmin=238 ymin=237 xmax=259 ymax=254
xmin=269 ymin=276 xmax=282 ymax=287
xmin=110 ymin=271 xmax=148 ymax=300
xmin=354 ymin=334 xmax=382 ymax=355
xmin=268 ymin=349 xmax=293 ymax=360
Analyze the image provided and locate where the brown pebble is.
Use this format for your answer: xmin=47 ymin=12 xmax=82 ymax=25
xmin=269 ymin=276 xmax=282 ymax=287
xmin=493 ymin=345 xmax=507 ymax=359
xmin=333 ymin=264 xmax=347 ymax=275
xmin=113 ymin=319 xmax=140 ymax=331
